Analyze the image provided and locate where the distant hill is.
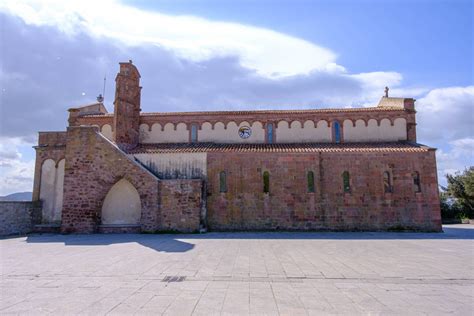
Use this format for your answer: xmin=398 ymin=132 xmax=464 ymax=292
xmin=0 ymin=192 xmax=32 ymax=201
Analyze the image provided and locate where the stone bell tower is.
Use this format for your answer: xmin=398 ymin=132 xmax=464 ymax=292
xmin=113 ymin=60 xmax=141 ymax=149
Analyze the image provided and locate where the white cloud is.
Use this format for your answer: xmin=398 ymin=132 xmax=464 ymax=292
xmin=416 ymin=86 xmax=474 ymax=184
xmin=0 ymin=2 xmax=472 ymax=194
xmin=0 ymin=0 xmax=337 ymax=78
xmin=0 ymin=138 xmax=35 ymax=196
xmin=417 ymin=86 xmax=474 ymax=143
xmin=436 ymin=137 xmax=474 ymax=185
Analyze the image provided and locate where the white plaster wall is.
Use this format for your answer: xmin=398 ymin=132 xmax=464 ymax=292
xmin=52 ymin=159 xmax=65 ymax=222
xmin=344 ymin=119 xmax=369 ymax=142
xmin=39 ymin=159 xmax=56 ymax=223
xmin=101 ymin=179 xmax=141 ymax=225
xmin=367 ymin=119 xmax=380 ymax=141
xmin=393 ymin=118 xmax=407 ymax=141
xmin=139 ymin=123 xmax=150 ymax=143
xmin=140 ymin=122 xmax=189 ymax=143
xmin=379 ymin=119 xmax=393 ymax=140
xmin=137 ymin=118 xmax=406 ymax=143
xmin=276 ymin=120 xmax=331 ymax=143
xmin=133 ymin=153 xmax=207 ymax=179
xmin=101 ymin=124 xmax=113 ymax=140
xmin=199 ymin=121 xmax=265 ymax=143
xmin=344 ymin=118 xmax=407 ymax=142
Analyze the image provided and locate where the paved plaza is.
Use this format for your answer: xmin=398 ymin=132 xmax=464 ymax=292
xmin=1 ymin=225 xmax=473 ymax=315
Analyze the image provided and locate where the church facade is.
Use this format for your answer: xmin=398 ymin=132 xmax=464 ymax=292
xmin=33 ymin=61 xmax=442 ymax=233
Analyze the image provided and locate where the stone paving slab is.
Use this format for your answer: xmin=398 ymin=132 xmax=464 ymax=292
xmin=1 ymin=225 xmax=473 ymax=315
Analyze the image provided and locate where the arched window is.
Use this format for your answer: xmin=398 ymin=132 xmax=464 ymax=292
xmin=267 ymin=123 xmax=274 ymax=144
xmin=191 ymin=124 xmax=198 ymax=143
xmin=333 ymin=121 xmax=341 ymax=143
xmin=383 ymin=171 xmax=392 ymax=193
xmin=307 ymin=171 xmax=315 ymax=193
xmin=219 ymin=171 xmax=227 ymax=193
xmin=413 ymin=171 xmax=421 ymax=192
xmin=342 ymin=171 xmax=350 ymax=193
xmin=263 ymin=171 xmax=270 ymax=193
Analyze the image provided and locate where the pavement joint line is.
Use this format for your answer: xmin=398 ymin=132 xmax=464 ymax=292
xmin=4 ymin=274 xmax=474 ymax=284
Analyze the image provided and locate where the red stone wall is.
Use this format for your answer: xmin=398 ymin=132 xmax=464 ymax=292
xmin=159 ymin=179 xmax=202 ymax=233
xmin=206 ymin=150 xmax=441 ymax=232
xmin=113 ymin=61 xmax=141 ymax=149
xmin=61 ymin=126 xmax=160 ymax=233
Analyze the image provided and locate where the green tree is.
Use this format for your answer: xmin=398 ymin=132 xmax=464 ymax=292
xmin=441 ymin=167 xmax=474 ymax=219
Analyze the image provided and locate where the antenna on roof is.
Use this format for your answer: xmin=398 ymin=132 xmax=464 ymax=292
xmin=96 ymin=74 xmax=106 ymax=103
xmin=102 ymin=74 xmax=107 ymax=101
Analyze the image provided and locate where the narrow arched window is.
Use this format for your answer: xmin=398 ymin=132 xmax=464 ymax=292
xmin=263 ymin=171 xmax=270 ymax=193
xmin=383 ymin=171 xmax=392 ymax=193
xmin=333 ymin=121 xmax=341 ymax=143
xmin=307 ymin=171 xmax=315 ymax=193
xmin=267 ymin=123 xmax=274 ymax=144
xmin=342 ymin=171 xmax=350 ymax=193
xmin=413 ymin=171 xmax=421 ymax=192
xmin=219 ymin=171 xmax=227 ymax=193
xmin=191 ymin=124 xmax=198 ymax=143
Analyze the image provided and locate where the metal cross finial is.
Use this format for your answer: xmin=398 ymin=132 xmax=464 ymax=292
xmin=384 ymin=86 xmax=389 ymax=97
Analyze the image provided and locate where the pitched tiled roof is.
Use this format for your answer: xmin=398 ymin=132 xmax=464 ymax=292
xmin=81 ymin=106 xmax=406 ymax=118
xmin=127 ymin=142 xmax=433 ymax=154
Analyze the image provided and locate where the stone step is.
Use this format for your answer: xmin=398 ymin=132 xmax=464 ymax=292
xmin=98 ymin=224 xmax=141 ymax=233
xmin=33 ymin=224 xmax=61 ymax=234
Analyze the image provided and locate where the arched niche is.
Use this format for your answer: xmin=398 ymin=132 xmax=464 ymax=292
xmin=101 ymin=124 xmax=113 ymax=140
xmin=39 ymin=158 xmax=64 ymax=223
xmin=53 ymin=159 xmax=65 ymax=222
xmin=39 ymin=159 xmax=56 ymax=222
xmin=199 ymin=120 xmax=264 ymax=143
xmin=101 ymin=179 xmax=142 ymax=225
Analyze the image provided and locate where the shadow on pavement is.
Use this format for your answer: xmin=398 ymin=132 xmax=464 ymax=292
xmin=21 ymin=224 xmax=473 ymax=253
xmin=25 ymin=234 xmax=195 ymax=253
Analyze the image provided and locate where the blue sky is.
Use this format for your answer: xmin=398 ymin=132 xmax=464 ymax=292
xmin=0 ymin=0 xmax=472 ymax=195
xmin=125 ymin=0 xmax=473 ymax=87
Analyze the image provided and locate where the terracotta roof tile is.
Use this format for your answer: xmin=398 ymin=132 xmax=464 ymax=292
xmin=82 ymin=106 xmax=406 ymax=118
xmin=127 ymin=142 xmax=433 ymax=154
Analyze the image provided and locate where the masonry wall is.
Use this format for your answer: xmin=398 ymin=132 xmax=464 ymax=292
xmin=206 ymin=151 xmax=441 ymax=231
xmin=159 ymin=179 xmax=202 ymax=232
xmin=61 ymin=126 xmax=160 ymax=233
xmin=33 ymin=132 xmax=67 ymax=202
xmin=0 ymin=201 xmax=42 ymax=235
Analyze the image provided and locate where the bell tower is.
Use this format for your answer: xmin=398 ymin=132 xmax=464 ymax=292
xmin=113 ymin=60 xmax=141 ymax=149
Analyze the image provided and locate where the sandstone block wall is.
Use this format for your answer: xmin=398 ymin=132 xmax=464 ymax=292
xmin=61 ymin=126 xmax=160 ymax=233
xmin=159 ymin=179 xmax=202 ymax=233
xmin=0 ymin=201 xmax=42 ymax=235
xmin=206 ymin=151 xmax=441 ymax=231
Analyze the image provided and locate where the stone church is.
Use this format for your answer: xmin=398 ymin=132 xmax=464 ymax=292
xmin=33 ymin=61 xmax=441 ymax=233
